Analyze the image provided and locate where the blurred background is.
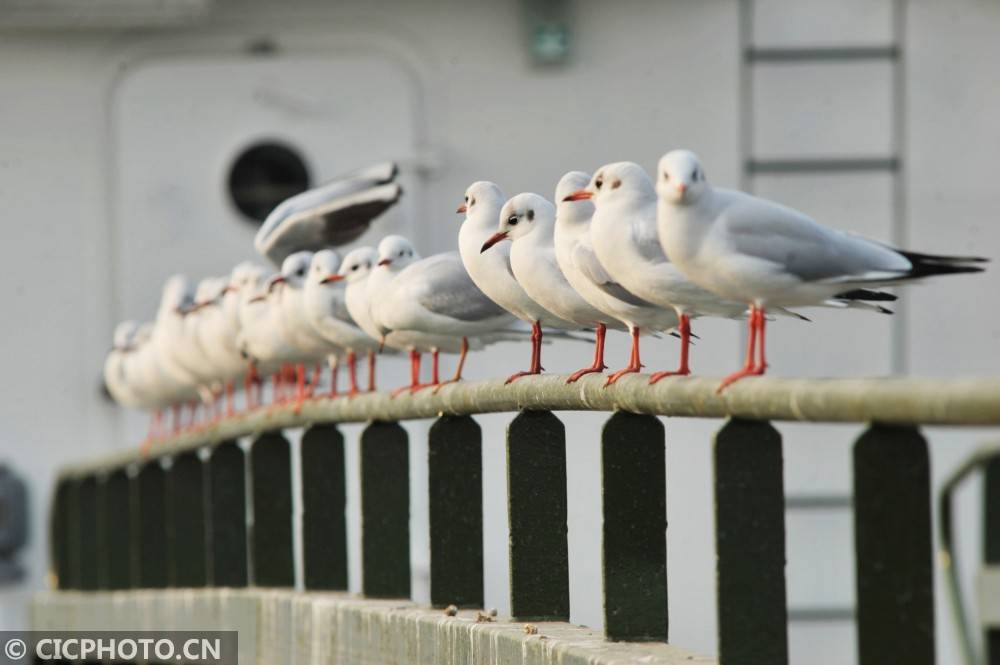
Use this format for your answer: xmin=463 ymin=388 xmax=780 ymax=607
xmin=0 ymin=0 xmax=998 ymax=662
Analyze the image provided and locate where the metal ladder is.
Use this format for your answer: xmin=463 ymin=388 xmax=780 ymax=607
xmin=738 ymin=0 xmax=907 ymax=633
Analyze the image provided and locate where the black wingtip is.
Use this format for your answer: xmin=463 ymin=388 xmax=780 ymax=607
xmin=834 ymin=288 xmax=898 ymax=302
xmin=897 ymin=249 xmax=990 ymax=279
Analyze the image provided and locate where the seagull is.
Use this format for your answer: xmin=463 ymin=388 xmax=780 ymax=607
xmin=302 ymin=249 xmax=383 ymax=395
xmin=195 ymin=261 xmax=265 ymax=415
xmin=148 ymin=275 xmax=205 ymax=427
xmin=553 ymin=172 xmax=681 ymax=384
xmin=460 ymin=182 xmax=592 ymax=383
xmin=254 ymin=161 xmax=403 ymax=266
xmin=490 ymin=191 xmax=659 ymax=386
xmin=342 ymin=245 xmax=480 ymax=393
xmin=565 ymin=162 xmax=757 ymax=384
xmin=270 ymin=251 xmax=345 ymax=409
xmin=236 ymin=268 xmax=300 ymax=407
xmin=655 ymin=149 xmax=988 ymax=391
xmin=374 ymin=235 xmax=533 ymax=392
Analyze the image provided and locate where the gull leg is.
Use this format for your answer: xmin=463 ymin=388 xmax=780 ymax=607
xmin=605 ymin=326 xmax=644 ymax=386
xmin=346 ymin=351 xmax=359 ymax=396
xmin=306 ymin=362 xmax=322 ymax=397
xmin=434 ymin=337 xmax=469 ymax=393
xmin=567 ymin=323 xmax=608 ymax=383
xmin=244 ymin=363 xmax=258 ymax=411
xmin=411 ymin=348 xmax=440 ymax=393
xmin=225 ymin=381 xmax=235 ymax=417
xmin=392 ymin=350 xmax=422 ymax=397
xmin=328 ymin=356 xmax=340 ymax=398
xmin=506 ymin=321 xmax=544 ymax=384
xmin=293 ymin=363 xmax=307 ymax=414
xmin=650 ymin=314 xmax=693 ymax=384
xmin=367 ymin=351 xmax=377 ymax=392
xmin=717 ymin=306 xmax=766 ymax=393
xmin=141 ymin=409 xmax=163 ymax=453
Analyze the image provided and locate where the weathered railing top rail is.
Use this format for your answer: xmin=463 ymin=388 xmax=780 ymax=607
xmin=63 ymin=374 xmax=1000 ymax=477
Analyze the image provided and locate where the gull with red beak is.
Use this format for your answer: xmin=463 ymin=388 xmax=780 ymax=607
xmin=492 ymin=191 xmax=642 ymax=386
xmin=303 ymin=249 xmax=383 ymax=395
xmin=655 ymin=149 xmax=986 ymax=392
xmin=272 ymin=251 xmax=344 ymax=410
xmin=553 ymin=171 xmax=680 ymax=384
xmin=459 ymin=181 xmax=585 ymax=383
xmin=572 ymin=162 xmax=753 ymax=384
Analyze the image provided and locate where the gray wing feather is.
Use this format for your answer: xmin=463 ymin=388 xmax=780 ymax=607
xmin=719 ymin=192 xmax=910 ymax=282
xmin=572 ymin=243 xmax=655 ymax=307
xmin=411 ymin=254 xmax=508 ymax=322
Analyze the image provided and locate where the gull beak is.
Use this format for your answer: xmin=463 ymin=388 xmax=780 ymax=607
xmin=267 ymin=276 xmax=286 ymax=292
xmin=562 ymin=189 xmax=592 ymax=202
xmin=320 ymin=274 xmax=345 ymax=284
xmin=377 ymin=258 xmax=392 ymax=267
xmin=480 ymin=230 xmax=509 ymax=253
xmin=248 ymin=294 xmax=267 ymax=304
xmin=222 ymin=285 xmax=237 ymax=295
xmin=456 ymin=203 xmax=468 ymax=214
xmin=675 ymin=184 xmax=687 ymax=195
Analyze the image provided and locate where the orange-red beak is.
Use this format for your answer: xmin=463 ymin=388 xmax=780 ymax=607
xmin=675 ymin=184 xmax=687 ymax=194
xmin=267 ymin=276 xmax=286 ymax=292
xmin=377 ymin=258 xmax=392 ymax=267
xmin=480 ymin=231 xmax=509 ymax=253
xmin=562 ymin=189 xmax=592 ymax=202
xmin=456 ymin=203 xmax=468 ymax=214
xmin=320 ymin=274 xmax=344 ymax=284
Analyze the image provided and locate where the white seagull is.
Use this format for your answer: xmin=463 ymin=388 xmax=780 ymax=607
xmin=458 ymin=181 xmax=584 ymax=383
xmin=342 ymin=245 xmax=481 ymax=393
xmin=553 ymin=172 xmax=680 ymax=384
xmin=655 ymin=148 xmax=988 ymax=391
xmin=271 ymin=251 xmax=344 ymax=408
xmin=302 ymin=249 xmax=383 ymax=395
xmin=565 ymin=162 xmax=754 ymax=383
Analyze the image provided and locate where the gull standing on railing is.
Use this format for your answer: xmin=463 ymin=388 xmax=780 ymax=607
xmin=302 ymin=249 xmax=383 ymax=396
xmin=372 ymin=235 xmax=545 ymax=393
xmin=486 ymin=192 xmax=651 ymax=385
xmin=270 ymin=251 xmax=346 ymax=411
xmin=553 ymin=172 xmax=681 ymax=384
xmin=655 ymin=149 xmax=988 ymax=392
xmin=149 ymin=275 xmax=204 ymax=428
xmin=195 ymin=262 xmax=264 ymax=416
xmin=458 ymin=182 xmax=587 ymax=383
xmin=564 ymin=162 xmax=755 ymax=383
xmin=342 ymin=246 xmax=475 ymax=394
xmin=236 ymin=268 xmax=301 ymax=407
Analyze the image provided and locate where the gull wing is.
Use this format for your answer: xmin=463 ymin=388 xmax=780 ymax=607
xmin=407 ymin=253 xmax=509 ymax=322
xmin=716 ymin=189 xmax=912 ymax=283
xmin=572 ymin=241 xmax=654 ymax=307
xmin=255 ymin=162 xmax=401 ymax=265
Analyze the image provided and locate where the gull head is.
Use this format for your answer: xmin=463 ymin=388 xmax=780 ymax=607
xmin=160 ymin=274 xmax=195 ymax=316
xmin=194 ymin=277 xmax=226 ymax=309
xmin=339 ymin=247 xmax=378 ymax=283
xmin=458 ymin=181 xmax=505 ymax=220
xmin=555 ymin=171 xmax=594 ymax=224
xmin=657 ymin=149 xmax=708 ymax=205
xmin=228 ymin=261 xmax=265 ymax=294
xmin=565 ymin=162 xmax=655 ymax=208
xmin=489 ymin=193 xmax=555 ymax=248
xmin=376 ymin=235 xmax=419 ymax=270
xmin=310 ymin=249 xmax=344 ymax=285
xmin=279 ymin=250 xmax=314 ymax=288
xmin=112 ymin=320 xmax=140 ymax=351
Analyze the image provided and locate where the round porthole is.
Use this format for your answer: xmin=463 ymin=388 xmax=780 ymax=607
xmin=227 ymin=141 xmax=310 ymax=224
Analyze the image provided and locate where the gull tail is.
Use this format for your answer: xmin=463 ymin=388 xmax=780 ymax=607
xmin=896 ymin=250 xmax=988 ymax=280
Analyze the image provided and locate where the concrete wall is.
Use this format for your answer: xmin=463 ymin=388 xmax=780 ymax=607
xmin=1 ymin=1 xmax=998 ymax=663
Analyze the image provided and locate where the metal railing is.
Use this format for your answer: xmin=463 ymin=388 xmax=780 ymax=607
xmin=45 ymin=374 xmax=1000 ymax=665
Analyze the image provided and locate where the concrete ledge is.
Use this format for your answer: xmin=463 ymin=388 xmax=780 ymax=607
xmin=58 ymin=374 xmax=1000 ymax=476
xmin=32 ymin=590 xmax=715 ymax=664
